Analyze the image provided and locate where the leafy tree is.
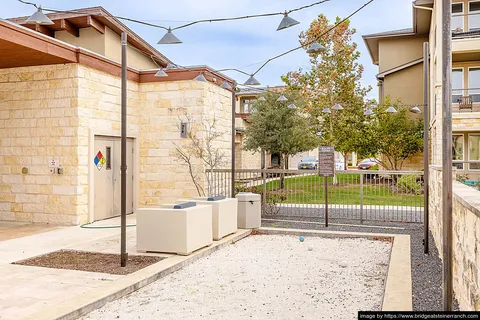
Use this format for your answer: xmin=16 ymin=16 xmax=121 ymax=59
xmin=364 ymin=96 xmax=424 ymax=171
xmin=282 ymin=14 xmax=371 ymax=168
xmin=244 ymin=91 xmax=318 ymax=188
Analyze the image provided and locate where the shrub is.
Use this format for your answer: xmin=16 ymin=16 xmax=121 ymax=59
xmin=397 ymin=174 xmax=422 ymax=195
xmin=369 ymin=164 xmax=379 ymax=170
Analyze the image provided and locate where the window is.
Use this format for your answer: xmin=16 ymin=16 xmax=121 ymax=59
xmin=106 ymin=146 xmax=111 ymax=170
xmin=469 ymin=134 xmax=480 ymax=170
xmin=468 ymin=67 xmax=480 ymax=102
xmin=469 ymin=1 xmax=480 ymax=30
xmin=241 ymin=99 xmax=255 ymax=113
xmin=452 ymin=68 xmax=464 ymax=103
xmin=453 ymin=134 xmax=464 ymax=170
xmin=452 ymin=3 xmax=464 ymax=31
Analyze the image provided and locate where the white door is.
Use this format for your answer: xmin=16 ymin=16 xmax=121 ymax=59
xmin=94 ymin=137 xmax=134 ymax=221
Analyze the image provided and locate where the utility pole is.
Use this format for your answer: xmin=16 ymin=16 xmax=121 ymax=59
xmin=441 ymin=0 xmax=453 ymax=310
xmin=120 ymin=32 xmax=128 ymax=267
xmin=423 ymin=41 xmax=430 ymax=255
xmin=231 ymin=81 xmax=237 ymax=198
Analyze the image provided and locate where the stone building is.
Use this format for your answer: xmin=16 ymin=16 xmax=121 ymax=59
xmin=0 ymin=8 xmax=233 ymax=225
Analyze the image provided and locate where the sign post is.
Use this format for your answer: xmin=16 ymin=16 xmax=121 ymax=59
xmin=318 ymin=146 xmax=335 ymax=227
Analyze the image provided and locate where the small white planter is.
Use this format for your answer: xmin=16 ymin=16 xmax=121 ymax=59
xmin=177 ymin=198 xmax=238 ymax=240
xmin=136 ymin=204 xmax=213 ymax=255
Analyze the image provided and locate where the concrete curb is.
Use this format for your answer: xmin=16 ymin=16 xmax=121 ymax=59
xmin=23 ymin=229 xmax=252 ymax=320
xmin=257 ymin=227 xmax=413 ymax=311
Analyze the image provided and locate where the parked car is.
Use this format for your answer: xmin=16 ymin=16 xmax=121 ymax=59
xmin=357 ymin=158 xmax=378 ymax=170
xmin=298 ymin=156 xmax=318 ymax=170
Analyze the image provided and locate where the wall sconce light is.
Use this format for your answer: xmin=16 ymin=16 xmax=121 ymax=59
xmin=180 ymin=122 xmax=188 ymax=138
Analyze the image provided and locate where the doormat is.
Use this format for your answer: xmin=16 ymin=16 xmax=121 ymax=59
xmin=13 ymin=250 xmax=165 ymax=275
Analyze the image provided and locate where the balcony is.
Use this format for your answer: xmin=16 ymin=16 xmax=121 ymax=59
xmin=452 ymin=10 xmax=480 ymax=54
xmin=452 ymin=88 xmax=480 ymax=112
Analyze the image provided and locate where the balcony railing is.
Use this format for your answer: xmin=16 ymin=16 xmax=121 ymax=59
xmin=452 ymin=12 xmax=480 ymax=38
xmin=452 ymin=88 xmax=480 ymax=112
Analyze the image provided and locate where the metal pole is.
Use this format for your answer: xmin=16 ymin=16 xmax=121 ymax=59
xmin=441 ymin=0 xmax=453 ymax=311
xmin=120 ymin=32 xmax=128 ymax=267
xmin=423 ymin=42 xmax=430 ymax=255
xmin=231 ymin=81 xmax=237 ymax=198
xmin=261 ymin=150 xmax=266 ymax=210
xmin=360 ymin=172 xmax=364 ymax=224
xmin=324 ymin=177 xmax=328 ymax=227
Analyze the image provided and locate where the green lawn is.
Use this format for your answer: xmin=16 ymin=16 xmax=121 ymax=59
xmin=245 ymin=173 xmax=423 ymax=207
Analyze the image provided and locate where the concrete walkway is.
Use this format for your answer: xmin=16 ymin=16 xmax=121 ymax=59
xmin=0 ymin=215 xmax=250 ymax=320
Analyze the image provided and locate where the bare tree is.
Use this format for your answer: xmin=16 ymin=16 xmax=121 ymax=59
xmin=173 ymin=113 xmax=227 ymax=197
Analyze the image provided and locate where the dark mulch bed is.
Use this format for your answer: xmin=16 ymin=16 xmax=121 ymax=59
xmin=13 ymin=250 xmax=165 ymax=275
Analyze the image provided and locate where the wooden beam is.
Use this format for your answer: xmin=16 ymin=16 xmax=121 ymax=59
xmin=87 ymin=16 xmax=105 ymax=34
xmin=60 ymin=19 xmax=79 ymax=37
xmin=23 ymin=24 xmax=54 ymax=37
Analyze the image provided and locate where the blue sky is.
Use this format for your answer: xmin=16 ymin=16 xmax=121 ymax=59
xmin=4 ymin=0 xmax=414 ymax=100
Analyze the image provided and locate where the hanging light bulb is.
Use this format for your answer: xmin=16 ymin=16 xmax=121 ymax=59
xmin=331 ymin=104 xmax=344 ymax=110
xmin=277 ymin=11 xmax=300 ymax=31
xmin=25 ymin=6 xmax=54 ymax=25
xmin=154 ymin=69 xmax=168 ymax=77
xmin=220 ymin=81 xmax=232 ymax=89
xmin=287 ymin=104 xmax=297 ymax=109
xmin=385 ymin=105 xmax=398 ymax=113
xmin=276 ymin=95 xmax=288 ymax=102
xmin=364 ymin=109 xmax=374 ymax=116
xmin=193 ymin=72 xmax=208 ymax=82
xmin=306 ymin=41 xmax=326 ymax=54
xmin=158 ymin=28 xmax=182 ymax=44
xmin=244 ymin=75 xmax=261 ymax=86
xmin=410 ymin=105 xmax=422 ymax=114
xmin=164 ymin=63 xmax=178 ymax=70
xmin=322 ymin=107 xmax=331 ymax=114
xmin=258 ymin=96 xmax=266 ymax=101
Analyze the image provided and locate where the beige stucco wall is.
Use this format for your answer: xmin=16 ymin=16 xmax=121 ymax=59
xmin=383 ymin=63 xmax=424 ymax=106
xmin=55 ymin=28 xmax=105 ymax=56
xmin=0 ymin=63 xmax=232 ymax=225
xmin=55 ymin=27 xmax=156 ymax=70
xmin=378 ymin=36 xmax=428 ymax=73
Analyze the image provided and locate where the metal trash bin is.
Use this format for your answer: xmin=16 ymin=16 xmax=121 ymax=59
xmin=236 ymin=192 xmax=261 ymax=229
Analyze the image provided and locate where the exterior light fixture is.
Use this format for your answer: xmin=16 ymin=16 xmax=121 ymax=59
xmin=385 ymin=105 xmax=398 ymax=113
xmin=220 ymin=81 xmax=232 ymax=89
xmin=306 ymin=41 xmax=326 ymax=54
xmin=25 ymin=6 xmax=54 ymax=25
xmin=364 ymin=109 xmax=374 ymax=116
xmin=154 ymin=69 xmax=168 ymax=77
xmin=164 ymin=63 xmax=178 ymax=70
xmin=331 ymin=103 xmax=343 ymax=110
xmin=276 ymin=95 xmax=288 ymax=102
xmin=193 ymin=72 xmax=208 ymax=82
xmin=322 ymin=107 xmax=331 ymax=114
xmin=258 ymin=96 xmax=266 ymax=101
xmin=277 ymin=12 xmax=300 ymax=31
xmin=410 ymin=105 xmax=422 ymax=114
xmin=287 ymin=104 xmax=297 ymax=109
xmin=158 ymin=28 xmax=182 ymax=44
xmin=244 ymin=75 xmax=261 ymax=86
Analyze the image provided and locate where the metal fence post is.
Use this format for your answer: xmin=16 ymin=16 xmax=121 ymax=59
xmin=261 ymin=150 xmax=266 ymax=213
xmin=360 ymin=172 xmax=364 ymax=224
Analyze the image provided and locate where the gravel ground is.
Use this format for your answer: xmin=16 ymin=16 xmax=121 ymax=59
xmin=261 ymin=216 xmax=459 ymax=311
xmin=82 ymin=235 xmax=390 ymax=320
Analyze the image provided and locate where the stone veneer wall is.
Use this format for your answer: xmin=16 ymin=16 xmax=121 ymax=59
xmin=430 ymin=168 xmax=480 ymax=310
xmin=0 ymin=64 xmax=81 ymax=224
xmin=0 ymin=63 xmax=232 ymax=224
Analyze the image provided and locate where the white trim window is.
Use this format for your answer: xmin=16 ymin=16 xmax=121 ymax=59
xmin=469 ymin=134 xmax=480 ymax=170
xmin=452 ymin=68 xmax=464 ymax=103
xmin=468 ymin=67 xmax=480 ymax=102
xmin=453 ymin=134 xmax=465 ymax=170
xmin=452 ymin=2 xmax=464 ymax=32
xmin=469 ymin=1 xmax=480 ymax=31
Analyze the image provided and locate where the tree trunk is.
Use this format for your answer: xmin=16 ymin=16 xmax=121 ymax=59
xmin=343 ymin=153 xmax=348 ymax=170
xmin=280 ymin=154 xmax=286 ymax=190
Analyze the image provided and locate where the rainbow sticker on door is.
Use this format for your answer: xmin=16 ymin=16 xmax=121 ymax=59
xmin=94 ymin=151 xmax=106 ymax=171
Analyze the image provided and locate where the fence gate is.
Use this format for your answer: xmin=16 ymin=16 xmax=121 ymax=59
xmin=208 ymin=169 xmax=424 ymax=223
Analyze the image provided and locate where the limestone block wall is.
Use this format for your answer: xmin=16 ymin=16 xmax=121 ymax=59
xmin=429 ymin=170 xmax=480 ymax=310
xmin=0 ymin=64 xmax=82 ymax=224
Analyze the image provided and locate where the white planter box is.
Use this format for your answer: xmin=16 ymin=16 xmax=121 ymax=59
xmin=136 ymin=204 xmax=213 ymax=255
xmin=236 ymin=192 xmax=261 ymax=229
xmin=177 ymin=198 xmax=238 ymax=240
